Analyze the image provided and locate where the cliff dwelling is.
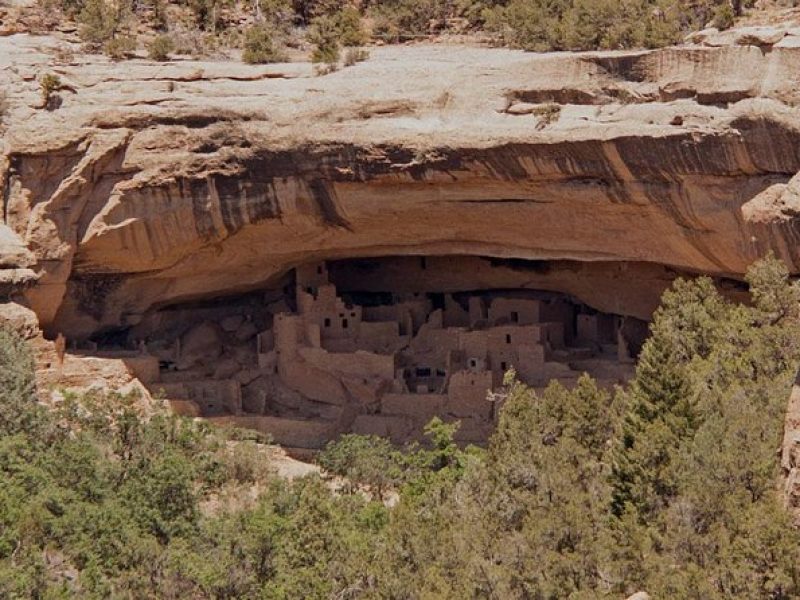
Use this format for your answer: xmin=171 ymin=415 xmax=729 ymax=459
xmin=3 ymin=29 xmax=800 ymax=456
xmin=4 ymin=3 xmax=800 ymax=589
xmin=77 ymin=255 xmax=651 ymax=448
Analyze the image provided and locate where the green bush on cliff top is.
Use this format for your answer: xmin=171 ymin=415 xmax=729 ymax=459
xmin=48 ymin=0 xmax=749 ymax=59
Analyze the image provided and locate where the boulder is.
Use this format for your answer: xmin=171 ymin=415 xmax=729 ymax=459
xmin=504 ymin=102 xmax=539 ymax=115
xmin=213 ymin=357 xmax=241 ymax=380
xmin=699 ymin=29 xmax=738 ymax=47
xmin=234 ymin=320 xmax=259 ymax=342
xmin=0 ymin=268 xmax=39 ymax=296
xmin=742 ymin=172 xmax=800 ymax=225
xmin=178 ymin=321 xmax=222 ymax=369
xmin=220 ymin=314 xmax=244 ymax=332
xmin=0 ymin=224 xmax=35 ymax=269
xmin=0 ymin=302 xmax=40 ymax=339
xmin=234 ymin=368 xmax=264 ymax=386
xmin=685 ymin=27 xmax=718 ymax=45
xmin=734 ymin=26 xmax=786 ymax=47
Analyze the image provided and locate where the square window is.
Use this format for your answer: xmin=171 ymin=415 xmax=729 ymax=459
xmin=324 ymin=318 xmax=331 ymax=327
xmin=342 ymin=319 xmax=349 ymax=329
xmin=506 ymin=334 xmax=511 ymax=344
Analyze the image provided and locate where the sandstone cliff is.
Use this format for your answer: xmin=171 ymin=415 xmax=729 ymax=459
xmin=4 ymin=23 xmax=800 ymax=518
xmin=1 ymin=33 xmax=800 ymax=339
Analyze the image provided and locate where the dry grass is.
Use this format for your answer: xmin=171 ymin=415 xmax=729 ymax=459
xmin=532 ymin=102 xmax=561 ymax=129
xmin=343 ymin=47 xmax=369 ymax=66
xmin=0 ymin=90 xmax=8 ymax=121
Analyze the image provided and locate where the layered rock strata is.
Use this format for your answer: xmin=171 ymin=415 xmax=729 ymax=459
xmin=1 ymin=36 xmax=800 ymax=339
xmin=3 ymin=31 xmax=800 ymax=506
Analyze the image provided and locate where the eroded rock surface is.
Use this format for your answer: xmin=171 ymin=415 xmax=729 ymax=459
xmin=4 ymin=33 xmax=800 ymax=506
xmin=1 ymin=35 xmax=800 ymax=338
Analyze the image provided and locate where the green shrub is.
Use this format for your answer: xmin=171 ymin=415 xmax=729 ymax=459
xmin=319 ymin=434 xmax=400 ymax=499
xmin=482 ymin=0 xmax=714 ymax=52
xmin=308 ymin=14 xmax=341 ymax=67
xmin=171 ymin=29 xmax=217 ymax=58
xmin=482 ymin=0 xmax=562 ymax=51
xmin=370 ymin=0 xmax=444 ymax=42
xmin=242 ymin=24 xmax=285 ymax=64
xmin=532 ymin=102 xmax=561 ymax=127
xmin=147 ymin=34 xmax=174 ymax=61
xmin=451 ymin=0 xmax=496 ymax=25
xmin=313 ymin=62 xmax=338 ymax=75
xmin=53 ymin=44 xmax=76 ymax=64
xmin=223 ymin=441 xmax=273 ymax=484
xmin=0 ymin=90 xmax=8 ymax=121
xmin=0 ymin=327 xmax=39 ymax=437
xmin=51 ymin=0 xmax=85 ymax=17
xmin=641 ymin=3 xmax=683 ymax=49
xmin=292 ymin=0 xmax=347 ymax=22
xmin=343 ymin=46 xmax=369 ymax=66
xmin=258 ymin=0 xmax=295 ymax=30
xmin=104 ymin=35 xmax=136 ymax=59
xmin=712 ymin=2 xmax=735 ymax=29
xmin=188 ymin=0 xmax=220 ymax=30
xmin=149 ymin=0 xmax=168 ymax=31
xmin=307 ymin=7 xmax=366 ymax=67
xmin=78 ymin=0 xmax=124 ymax=45
xmin=335 ymin=5 xmax=367 ymax=46
xmin=39 ymin=73 xmax=61 ymax=106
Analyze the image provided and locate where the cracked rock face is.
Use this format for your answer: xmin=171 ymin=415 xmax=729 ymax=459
xmin=3 ymin=28 xmax=800 ymax=515
xmin=1 ymin=35 xmax=800 ymax=338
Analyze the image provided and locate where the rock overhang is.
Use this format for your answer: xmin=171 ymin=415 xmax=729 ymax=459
xmin=1 ymin=37 xmax=800 ymax=337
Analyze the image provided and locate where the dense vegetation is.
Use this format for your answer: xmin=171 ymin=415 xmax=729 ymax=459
xmin=35 ymin=0 xmax=769 ymax=62
xmin=479 ymin=0 xmax=756 ymax=51
xmin=2 ymin=254 xmax=800 ymax=598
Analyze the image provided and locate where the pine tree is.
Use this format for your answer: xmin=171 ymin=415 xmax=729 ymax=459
xmin=78 ymin=0 xmax=128 ymax=46
xmin=610 ymin=278 xmax=726 ymax=519
xmin=0 ymin=326 xmax=40 ymax=437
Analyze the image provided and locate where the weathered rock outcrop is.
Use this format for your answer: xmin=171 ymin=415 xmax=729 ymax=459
xmin=0 ymin=223 xmax=37 ymax=296
xmin=2 ymin=35 xmax=800 ymax=338
xmin=3 ymin=27 xmax=800 ymax=513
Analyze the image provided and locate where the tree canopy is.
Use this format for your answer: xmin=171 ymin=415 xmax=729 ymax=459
xmin=1 ymin=253 xmax=799 ymax=597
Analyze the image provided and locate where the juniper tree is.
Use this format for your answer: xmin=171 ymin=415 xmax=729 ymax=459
xmin=0 ymin=327 xmax=40 ymax=437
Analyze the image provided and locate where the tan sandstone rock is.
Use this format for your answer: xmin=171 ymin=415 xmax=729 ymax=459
xmin=0 ymin=224 xmax=35 ymax=269
xmin=0 ymin=301 xmax=40 ymax=339
xmin=4 ymin=27 xmax=800 ymax=483
xmin=178 ymin=321 xmax=223 ymax=369
xmin=0 ymin=37 xmax=799 ymax=338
